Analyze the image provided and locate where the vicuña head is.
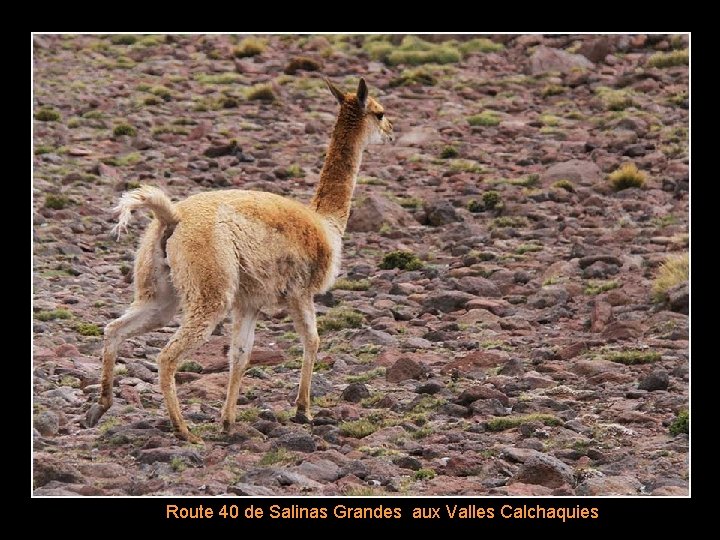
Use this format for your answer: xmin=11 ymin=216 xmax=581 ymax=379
xmin=86 ymin=77 xmax=392 ymax=443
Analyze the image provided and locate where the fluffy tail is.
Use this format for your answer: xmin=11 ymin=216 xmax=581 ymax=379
xmin=112 ymin=185 xmax=180 ymax=239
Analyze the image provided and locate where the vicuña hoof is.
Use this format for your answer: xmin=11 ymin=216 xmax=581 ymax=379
xmin=292 ymin=410 xmax=312 ymax=424
xmin=178 ymin=430 xmax=204 ymax=444
xmin=85 ymin=403 xmax=108 ymax=428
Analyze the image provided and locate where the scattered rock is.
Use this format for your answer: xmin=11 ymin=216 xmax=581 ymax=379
xmin=528 ymin=46 xmax=593 ymax=75
xmin=386 ymin=357 xmax=428 ymax=383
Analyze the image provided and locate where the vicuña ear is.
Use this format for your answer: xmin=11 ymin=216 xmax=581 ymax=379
xmin=357 ymin=78 xmax=368 ymax=110
xmin=324 ymin=78 xmax=345 ymax=105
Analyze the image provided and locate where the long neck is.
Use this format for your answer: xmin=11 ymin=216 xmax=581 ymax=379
xmin=310 ymin=110 xmax=365 ymax=234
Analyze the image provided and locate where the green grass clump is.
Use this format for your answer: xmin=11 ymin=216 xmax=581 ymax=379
xmin=552 ymin=179 xmax=574 ymax=192
xmin=669 ymin=410 xmax=689 ymax=436
xmin=542 ymin=84 xmax=565 ymax=97
xmin=339 ymin=419 xmax=379 ymax=438
xmin=76 ymin=323 xmax=102 ymax=336
xmin=110 ymin=34 xmax=137 ymax=45
xmin=585 ymin=280 xmax=619 ymax=295
xmin=486 ymin=413 xmax=562 ymax=432
xmin=647 ymin=49 xmax=688 ymax=68
xmin=449 ymin=159 xmax=484 ymax=173
xmin=35 ymin=108 xmax=60 ymax=122
xmin=515 ymin=243 xmax=542 ymax=255
xmin=284 ymin=56 xmax=322 ymax=74
xmin=113 ymin=124 xmax=136 ymax=137
xmin=44 ymin=194 xmax=72 ymax=210
xmin=492 ymin=216 xmax=527 ymax=229
xmin=333 ymin=278 xmax=371 ymax=291
xmin=606 ymin=350 xmax=661 ymax=365
xmin=380 ymin=250 xmax=424 ymax=271
xmin=483 ymin=190 xmax=501 ymax=210
xmin=317 ymin=306 xmax=364 ymax=334
xmin=652 ymin=253 xmax=688 ymax=302
xmin=35 ymin=309 xmax=72 ymax=322
xmin=386 ymin=36 xmax=460 ymax=66
xmin=150 ymin=85 xmax=172 ymax=101
xmin=178 ymin=361 xmax=203 ymax=373
xmin=609 ymin=163 xmax=646 ymax=191
xmin=468 ymin=111 xmax=500 ymax=127
xmin=195 ymin=72 xmax=243 ymax=85
xmin=389 ymin=66 xmax=437 ymax=87
xmin=467 ymin=200 xmax=483 ymax=213
xmin=595 ymin=87 xmax=635 ymax=111
xmin=414 ymin=468 xmax=437 ymax=481
xmin=284 ymin=164 xmax=304 ymax=177
xmin=246 ymin=84 xmax=277 ymax=102
xmin=440 ymin=145 xmax=459 ymax=159
xmin=234 ymin=37 xmax=266 ymax=58
xmin=34 ymin=145 xmax=55 ymax=155
xmin=346 ymin=367 xmax=385 ymax=384
xmin=259 ymin=447 xmax=293 ymax=466
xmin=458 ymin=38 xmax=503 ymax=54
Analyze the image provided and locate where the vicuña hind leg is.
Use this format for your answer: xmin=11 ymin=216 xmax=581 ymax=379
xmin=288 ymin=296 xmax=319 ymax=423
xmin=158 ymin=308 xmax=223 ymax=443
xmin=220 ymin=306 xmax=258 ymax=431
xmin=86 ymin=297 xmax=177 ymax=427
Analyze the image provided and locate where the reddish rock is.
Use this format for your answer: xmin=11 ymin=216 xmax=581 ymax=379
xmin=386 ymin=357 xmax=428 ymax=383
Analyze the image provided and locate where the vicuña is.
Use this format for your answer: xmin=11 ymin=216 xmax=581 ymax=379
xmin=85 ymin=78 xmax=393 ymax=442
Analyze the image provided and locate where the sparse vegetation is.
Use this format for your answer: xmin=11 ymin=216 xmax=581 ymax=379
xmin=609 ymin=163 xmax=646 ymax=191
xmin=482 ymin=190 xmax=501 ymax=210
xmin=333 ymin=278 xmax=371 ymax=291
xmin=542 ymin=84 xmax=565 ymax=97
xmin=44 ymin=195 xmax=72 ymax=210
xmin=110 ymin=35 xmax=137 ymax=46
xmin=346 ymin=367 xmax=385 ymax=384
xmin=284 ymin=164 xmax=304 ymax=178
xmin=234 ymin=37 xmax=266 ymax=58
xmin=76 ymin=323 xmax=102 ymax=336
xmin=553 ymin=179 xmax=575 ymax=192
xmin=170 ymin=456 xmax=187 ymax=472
xmin=317 ymin=306 xmax=364 ymax=334
xmin=195 ymin=72 xmax=243 ymax=85
xmin=339 ymin=419 xmax=379 ymax=438
xmin=647 ymin=49 xmax=688 ymax=68
xmin=606 ymin=350 xmax=661 ymax=365
xmin=178 ymin=361 xmax=203 ymax=373
xmin=414 ymin=468 xmax=437 ymax=481
xmin=389 ymin=66 xmax=437 ymax=87
xmin=492 ymin=216 xmax=527 ymax=228
xmin=595 ymin=87 xmax=635 ymax=111
xmin=35 ymin=108 xmax=60 ymax=122
xmin=585 ymin=280 xmax=619 ymax=295
xmin=246 ymin=84 xmax=277 ymax=102
xmin=113 ymin=124 xmax=136 ymax=137
xmin=486 ymin=413 xmax=562 ymax=432
xmin=440 ymin=145 xmax=459 ymax=159
xmin=259 ymin=447 xmax=294 ymax=466
xmin=669 ymin=410 xmax=689 ymax=436
xmin=285 ymin=56 xmax=322 ymax=74
xmin=652 ymin=253 xmax=688 ymax=302
xmin=380 ymin=250 xmax=424 ymax=271
xmin=468 ymin=111 xmax=500 ymax=127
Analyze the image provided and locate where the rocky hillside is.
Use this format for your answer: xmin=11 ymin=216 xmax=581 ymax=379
xmin=33 ymin=34 xmax=689 ymax=496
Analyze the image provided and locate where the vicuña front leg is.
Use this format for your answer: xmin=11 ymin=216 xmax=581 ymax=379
xmin=288 ymin=297 xmax=319 ymax=423
xmin=157 ymin=312 xmax=218 ymax=443
xmin=220 ymin=308 xmax=258 ymax=431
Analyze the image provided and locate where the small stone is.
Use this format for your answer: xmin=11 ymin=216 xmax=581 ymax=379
xmin=638 ymin=370 xmax=670 ymax=391
xmin=274 ymin=431 xmax=317 ymax=453
xmin=393 ymin=456 xmax=422 ymax=471
xmin=511 ymin=453 xmax=574 ymax=488
xmin=386 ymin=357 xmax=428 ymax=383
xmin=422 ymin=200 xmax=462 ymax=227
xmin=341 ymin=382 xmax=370 ymax=403
xmin=576 ymin=475 xmax=642 ymax=495
xmin=416 ymin=380 xmax=444 ymax=394
xmin=34 ymin=410 xmax=60 ymax=436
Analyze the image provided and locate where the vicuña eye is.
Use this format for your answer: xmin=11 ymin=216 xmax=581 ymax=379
xmin=375 ymin=112 xmax=384 ymax=120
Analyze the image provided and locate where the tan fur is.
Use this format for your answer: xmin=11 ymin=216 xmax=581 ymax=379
xmin=85 ymin=78 xmax=393 ymax=442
